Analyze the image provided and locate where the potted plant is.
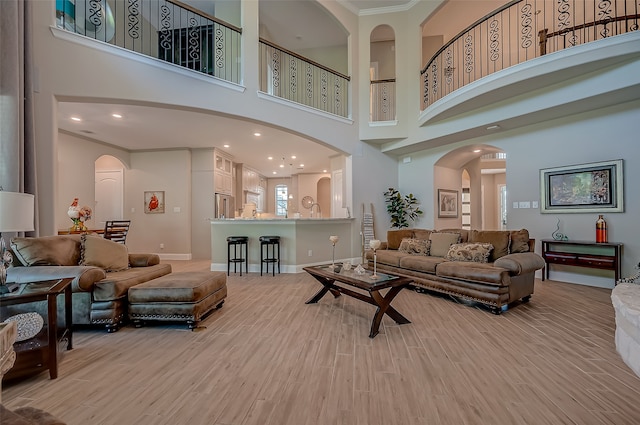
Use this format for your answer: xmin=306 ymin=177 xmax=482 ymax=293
xmin=383 ymin=188 xmax=423 ymax=228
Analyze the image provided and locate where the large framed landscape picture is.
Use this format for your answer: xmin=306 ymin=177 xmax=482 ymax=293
xmin=540 ymin=159 xmax=624 ymax=213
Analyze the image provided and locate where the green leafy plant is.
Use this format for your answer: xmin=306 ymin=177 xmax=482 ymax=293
xmin=383 ymin=187 xmax=423 ymax=228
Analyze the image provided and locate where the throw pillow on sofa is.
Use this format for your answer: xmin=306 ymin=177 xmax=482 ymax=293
xmin=398 ymin=238 xmax=430 ymax=256
xmin=80 ymin=235 xmax=129 ymax=272
xmin=509 ymin=229 xmax=530 ymax=253
xmin=428 ymin=232 xmax=461 ymax=257
xmin=10 ymin=235 xmax=81 ymax=266
xmin=470 ymin=230 xmax=510 ymax=262
xmin=445 ymin=242 xmax=494 ymax=263
xmin=387 ymin=229 xmax=415 ymax=250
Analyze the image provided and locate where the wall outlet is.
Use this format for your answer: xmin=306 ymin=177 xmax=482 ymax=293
xmin=513 ymin=202 xmax=519 ymax=209
xmin=532 ymin=201 xmax=539 ymax=208
xmin=160 ymin=243 xmax=165 ymax=249
xmin=308 ymin=250 xmax=313 ymax=257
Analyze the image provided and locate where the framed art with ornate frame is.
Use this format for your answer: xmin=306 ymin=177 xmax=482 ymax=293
xmin=540 ymin=159 xmax=623 ymax=213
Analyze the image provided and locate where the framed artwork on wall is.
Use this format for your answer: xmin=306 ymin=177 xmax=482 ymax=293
xmin=438 ymin=189 xmax=458 ymax=218
xmin=144 ymin=191 xmax=165 ymax=214
xmin=540 ymin=159 xmax=624 ymax=213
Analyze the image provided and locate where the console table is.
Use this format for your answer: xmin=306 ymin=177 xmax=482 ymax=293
xmin=541 ymin=239 xmax=623 ymax=283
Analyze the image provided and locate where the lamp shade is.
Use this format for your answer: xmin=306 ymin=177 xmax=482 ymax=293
xmin=0 ymin=192 xmax=35 ymax=232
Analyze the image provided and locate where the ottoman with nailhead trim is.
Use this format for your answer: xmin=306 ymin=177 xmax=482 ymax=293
xmin=128 ymin=271 xmax=227 ymax=330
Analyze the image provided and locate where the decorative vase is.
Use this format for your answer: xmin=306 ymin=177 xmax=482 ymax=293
xmin=596 ymin=215 xmax=607 ymax=243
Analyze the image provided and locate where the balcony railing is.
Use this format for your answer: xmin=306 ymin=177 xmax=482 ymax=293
xmin=259 ymin=38 xmax=350 ymax=118
xmin=56 ymin=0 xmax=242 ymax=84
xmin=420 ymin=0 xmax=640 ymax=109
xmin=370 ymin=79 xmax=396 ymax=122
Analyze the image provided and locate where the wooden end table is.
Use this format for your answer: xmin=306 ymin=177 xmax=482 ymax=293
xmin=1 ymin=278 xmax=73 ymax=381
xmin=303 ymin=265 xmax=412 ymax=338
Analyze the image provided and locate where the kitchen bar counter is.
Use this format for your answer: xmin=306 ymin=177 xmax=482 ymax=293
xmin=210 ymin=218 xmax=356 ymax=273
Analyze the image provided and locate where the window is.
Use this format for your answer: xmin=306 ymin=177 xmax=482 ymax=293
xmin=275 ymin=185 xmax=288 ymax=216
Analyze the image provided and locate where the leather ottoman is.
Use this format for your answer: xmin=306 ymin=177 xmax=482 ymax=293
xmin=128 ymin=271 xmax=227 ymax=329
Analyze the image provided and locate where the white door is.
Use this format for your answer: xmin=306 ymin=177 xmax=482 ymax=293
xmin=95 ymin=170 xmax=124 ymax=229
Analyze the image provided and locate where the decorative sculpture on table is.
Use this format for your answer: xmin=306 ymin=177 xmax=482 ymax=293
xmin=369 ymin=239 xmax=381 ymax=278
xmin=329 ymin=235 xmax=339 ymax=271
xmin=68 ymin=197 xmax=92 ymax=231
xmin=552 ymin=218 xmax=568 ymax=241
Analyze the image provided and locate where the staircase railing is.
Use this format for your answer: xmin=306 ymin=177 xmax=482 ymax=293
xmin=56 ymin=0 xmax=242 ymax=84
xmin=259 ymin=38 xmax=350 ymax=118
xmin=420 ymin=0 xmax=640 ymax=110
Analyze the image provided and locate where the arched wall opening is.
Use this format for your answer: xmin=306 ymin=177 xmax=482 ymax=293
xmin=434 ymin=145 xmax=506 ymax=230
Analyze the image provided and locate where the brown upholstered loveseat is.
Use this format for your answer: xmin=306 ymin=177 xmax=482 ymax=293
xmin=3 ymin=235 xmax=171 ymax=332
xmin=365 ymin=228 xmax=545 ymax=314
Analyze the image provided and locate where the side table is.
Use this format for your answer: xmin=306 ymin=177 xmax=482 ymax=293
xmin=1 ymin=278 xmax=73 ymax=381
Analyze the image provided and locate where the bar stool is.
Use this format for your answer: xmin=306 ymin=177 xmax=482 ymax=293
xmin=227 ymin=236 xmax=248 ymax=276
xmin=259 ymin=236 xmax=281 ymax=276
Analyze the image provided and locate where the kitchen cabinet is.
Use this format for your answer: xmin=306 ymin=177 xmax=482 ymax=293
xmin=236 ymin=164 xmax=266 ymax=210
xmin=214 ymin=150 xmax=233 ymax=195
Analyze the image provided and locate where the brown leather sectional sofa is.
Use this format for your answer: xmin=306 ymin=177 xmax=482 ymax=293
xmin=365 ymin=228 xmax=545 ymax=314
xmin=4 ymin=235 xmax=171 ymax=331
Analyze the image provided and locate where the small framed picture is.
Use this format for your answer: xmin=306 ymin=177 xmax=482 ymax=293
xmin=144 ymin=191 xmax=165 ymax=214
xmin=438 ymin=189 xmax=458 ymax=218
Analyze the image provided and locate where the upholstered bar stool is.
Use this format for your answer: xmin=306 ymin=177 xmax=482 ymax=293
xmin=226 ymin=236 xmax=248 ymax=276
xmin=259 ymin=236 xmax=280 ymax=276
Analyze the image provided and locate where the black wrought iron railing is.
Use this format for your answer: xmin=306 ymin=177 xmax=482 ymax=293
xmin=55 ymin=0 xmax=242 ymax=83
xmin=420 ymin=0 xmax=640 ymax=109
xmin=259 ymin=38 xmax=350 ymax=118
xmin=370 ymin=79 xmax=396 ymax=122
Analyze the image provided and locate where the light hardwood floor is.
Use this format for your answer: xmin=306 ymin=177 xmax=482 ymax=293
xmin=2 ymin=260 xmax=640 ymax=424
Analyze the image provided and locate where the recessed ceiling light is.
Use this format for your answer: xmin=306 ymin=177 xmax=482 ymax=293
xmin=111 ymin=113 xmax=122 ymax=119
xmin=279 ymin=164 xmax=284 ymax=168
xmin=254 ymin=132 xmax=261 ymax=137
xmin=473 ymin=149 xmax=481 ymax=153
xmin=486 ymin=125 xmax=500 ymax=130
xmin=268 ymin=156 xmax=273 ymax=160
xmin=322 ymin=169 xmax=327 ymax=173
xmin=223 ymin=144 xmax=230 ymax=148
xmin=272 ymin=171 xmax=277 ymax=175
xmin=71 ymin=117 xmax=82 ymax=122
xmin=299 ymin=164 xmax=304 ymax=167
xmin=291 ymin=155 xmax=296 ymax=159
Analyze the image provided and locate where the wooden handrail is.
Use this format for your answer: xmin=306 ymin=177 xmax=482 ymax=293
xmin=260 ymin=37 xmax=350 ymax=81
xmin=167 ymin=0 xmax=242 ymax=33
xmin=539 ymin=14 xmax=640 ymax=55
xmin=370 ymin=79 xmax=396 ymax=84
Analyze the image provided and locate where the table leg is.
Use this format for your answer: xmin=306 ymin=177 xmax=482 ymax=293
xmin=47 ymin=292 xmax=58 ymax=379
xmin=65 ymin=284 xmax=73 ymax=350
xmin=368 ymin=286 xmax=411 ymax=338
xmin=305 ymin=275 xmax=341 ymax=304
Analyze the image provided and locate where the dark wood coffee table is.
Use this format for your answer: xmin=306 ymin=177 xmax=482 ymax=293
xmin=303 ymin=265 xmax=412 ymax=338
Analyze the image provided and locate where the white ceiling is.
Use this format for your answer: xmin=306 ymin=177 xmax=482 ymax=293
xmin=57 ymin=0 xmax=419 ymax=178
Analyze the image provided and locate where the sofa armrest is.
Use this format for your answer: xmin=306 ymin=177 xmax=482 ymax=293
xmin=7 ymin=265 xmax=106 ymax=292
xmin=128 ymin=253 xmax=161 ymax=267
xmin=494 ymin=252 xmax=546 ymax=275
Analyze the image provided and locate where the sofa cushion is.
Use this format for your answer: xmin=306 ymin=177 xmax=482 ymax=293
xmin=509 ymin=229 xmax=530 ymax=253
xmin=470 ymin=230 xmax=510 ymax=262
xmin=10 ymin=236 xmax=80 ymax=266
xmin=373 ymin=250 xmax=407 ymax=267
xmin=398 ymin=238 xmax=430 ymax=256
xmin=80 ymin=235 xmax=129 ymax=272
xmin=436 ymin=261 xmax=510 ymax=286
xmin=399 ymin=255 xmax=445 ymax=273
xmin=445 ymin=242 xmax=493 ymax=263
xmin=429 ymin=232 xmax=460 ymax=257
xmin=387 ymin=229 xmax=415 ymax=250
xmin=412 ymin=229 xmax=433 ymax=240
